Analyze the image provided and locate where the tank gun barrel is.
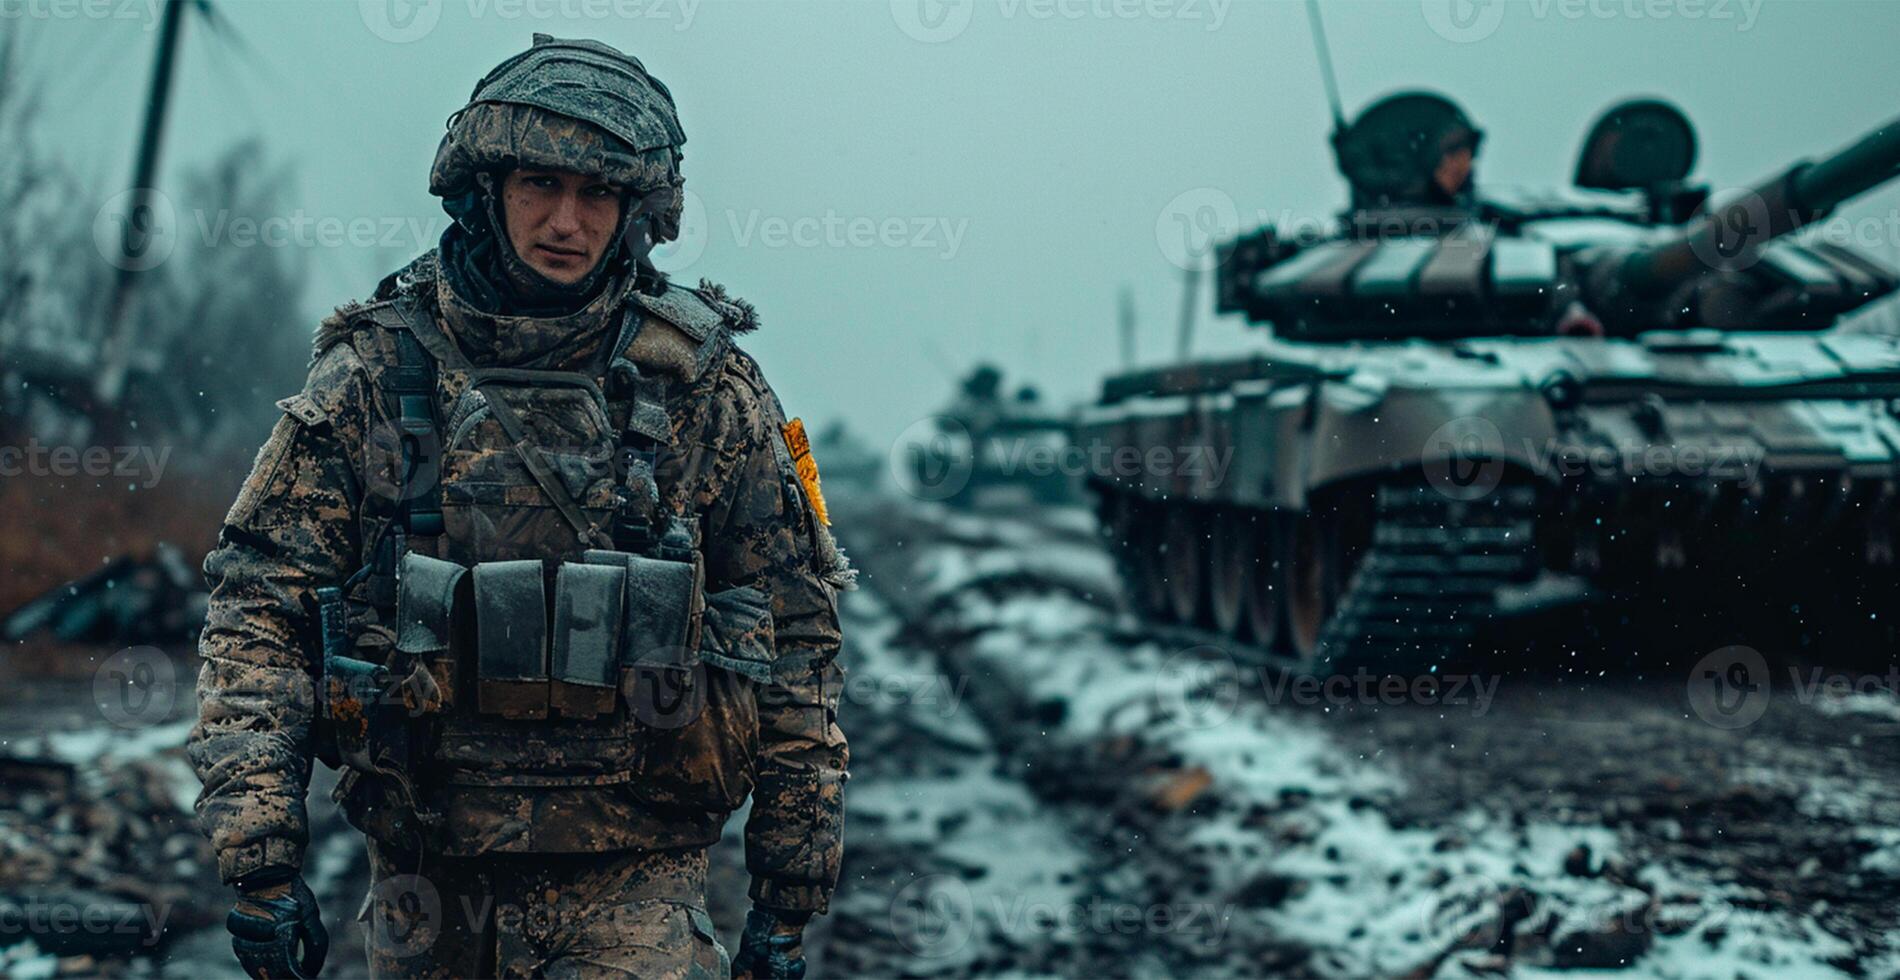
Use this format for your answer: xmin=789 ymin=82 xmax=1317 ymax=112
xmin=1616 ymin=114 xmax=1900 ymax=298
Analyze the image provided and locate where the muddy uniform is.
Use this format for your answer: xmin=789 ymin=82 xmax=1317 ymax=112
xmin=188 ymin=35 xmax=847 ymax=979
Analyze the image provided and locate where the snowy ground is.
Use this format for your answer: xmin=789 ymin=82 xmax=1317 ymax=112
xmin=6 ymin=487 xmax=1900 ymax=977
xmin=837 ymin=493 xmax=1900 ymax=978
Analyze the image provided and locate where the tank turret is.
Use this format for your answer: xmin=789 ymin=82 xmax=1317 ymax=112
xmin=1582 ymin=114 xmax=1900 ymax=332
xmin=1090 ymin=99 xmax=1900 ymax=672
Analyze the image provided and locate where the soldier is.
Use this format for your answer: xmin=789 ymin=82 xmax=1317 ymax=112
xmin=1334 ymin=91 xmax=1484 ymax=210
xmin=187 ymin=35 xmax=851 ymax=979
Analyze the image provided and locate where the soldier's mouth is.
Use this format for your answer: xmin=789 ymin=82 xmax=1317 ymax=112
xmin=532 ymin=243 xmax=588 ymax=264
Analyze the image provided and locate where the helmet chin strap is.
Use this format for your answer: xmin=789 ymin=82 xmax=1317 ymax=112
xmin=617 ymin=185 xmax=679 ymax=270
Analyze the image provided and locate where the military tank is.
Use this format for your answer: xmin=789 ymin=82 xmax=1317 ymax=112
xmin=905 ymin=363 xmax=1079 ymax=508
xmin=1083 ymin=93 xmax=1900 ymax=670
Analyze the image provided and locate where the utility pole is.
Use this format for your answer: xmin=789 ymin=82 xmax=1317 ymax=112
xmin=1117 ymin=285 xmax=1136 ymax=367
xmin=95 ymin=0 xmax=192 ymax=412
xmin=1174 ymin=266 xmax=1199 ymax=360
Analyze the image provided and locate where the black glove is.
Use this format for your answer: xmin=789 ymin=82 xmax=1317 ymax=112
xmin=227 ymin=868 xmax=329 ymax=979
xmin=731 ymin=905 xmax=810 ymax=979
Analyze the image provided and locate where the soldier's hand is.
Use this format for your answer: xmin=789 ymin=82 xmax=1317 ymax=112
xmin=227 ymin=869 xmax=329 ymax=979
xmin=731 ymin=905 xmax=810 ymax=979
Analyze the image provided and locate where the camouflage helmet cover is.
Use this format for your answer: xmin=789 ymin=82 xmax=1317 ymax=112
xmin=1333 ymin=91 xmax=1483 ymax=205
xmin=430 ymin=34 xmax=687 ymax=237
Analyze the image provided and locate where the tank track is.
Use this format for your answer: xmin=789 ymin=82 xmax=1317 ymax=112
xmin=1316 ymin=484 xmax=1541 ymax=669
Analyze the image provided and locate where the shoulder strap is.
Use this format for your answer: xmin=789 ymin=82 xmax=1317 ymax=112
xmin=363 ymin=300 xmax=446 ymax=540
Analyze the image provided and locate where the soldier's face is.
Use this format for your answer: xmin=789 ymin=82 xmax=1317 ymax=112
xmin=501 ymin=168 xmax=623 ymax=284
xmin=1435 ymin=147 xmax=1475 ymax=197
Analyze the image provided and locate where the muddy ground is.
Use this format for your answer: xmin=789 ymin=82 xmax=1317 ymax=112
xmin=4 ymin=487 xmax=1899 ymax=977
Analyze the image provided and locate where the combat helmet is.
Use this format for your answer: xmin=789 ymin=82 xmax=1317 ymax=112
xmin=430 ymin=34 xmax=687 ymax=297
xmin=1332 ymin=91 xmax=1483 ymax=209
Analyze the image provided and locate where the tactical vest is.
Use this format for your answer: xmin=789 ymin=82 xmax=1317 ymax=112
xmin=321 ymin=268 xmax=775 ymax=857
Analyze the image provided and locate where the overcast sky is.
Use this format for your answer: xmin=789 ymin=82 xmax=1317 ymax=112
xmin=19 ymin=0 xmax=1900 ymax=452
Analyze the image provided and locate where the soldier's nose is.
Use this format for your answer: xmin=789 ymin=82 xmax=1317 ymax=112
xmin=547 ymin=194 xmax=583 ymax=236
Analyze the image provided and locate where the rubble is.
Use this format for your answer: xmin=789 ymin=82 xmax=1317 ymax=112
xmin=3 ymin=543 xmax=207 ymax=647
xmin=0 ymin=753 xmax=220 ymax=964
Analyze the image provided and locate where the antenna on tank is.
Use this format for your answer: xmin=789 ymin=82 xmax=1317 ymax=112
xmin=1306 ymin=0 xmax=1348 ymax=136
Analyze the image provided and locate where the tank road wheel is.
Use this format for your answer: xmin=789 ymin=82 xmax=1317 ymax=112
xmin=1280 ymin=508 xmax=1338 ymax=665
xmin=1103 ymin=491 xmax=1168 ymax=620
xmin=1162 ymin=505 xmax=1207 ymax=626
xmin=1242 ymin=512 xmax=1281 ymax=651
xmin=1207 ymin=510 xmax=1251 ymax=638
xmin=1133 ymin=500 xmax=1174 ymax=620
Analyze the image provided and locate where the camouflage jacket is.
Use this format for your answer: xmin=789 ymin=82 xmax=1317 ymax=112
xmin=187 ymin=253 xmax=849 ymax=913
